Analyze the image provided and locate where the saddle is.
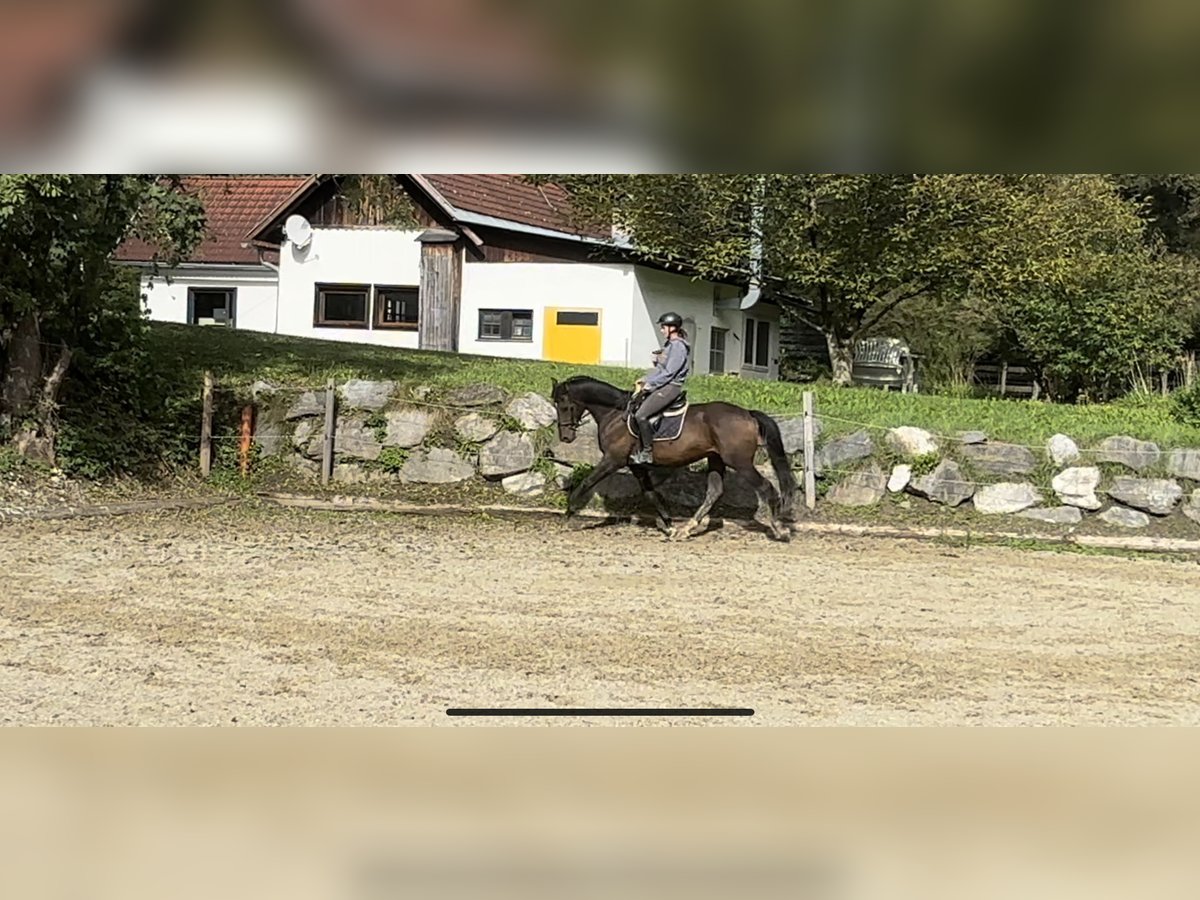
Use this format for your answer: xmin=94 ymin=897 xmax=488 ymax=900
xmin=626 ymin=391 xmax=689 ymax=442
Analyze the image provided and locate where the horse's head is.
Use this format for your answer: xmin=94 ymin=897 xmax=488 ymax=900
xmin=550 ymin=377 xmax=582 ymax=443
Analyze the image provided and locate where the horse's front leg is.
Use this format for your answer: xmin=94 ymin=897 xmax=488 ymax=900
xmin=565 ymin=457 xmax=622 ymax=518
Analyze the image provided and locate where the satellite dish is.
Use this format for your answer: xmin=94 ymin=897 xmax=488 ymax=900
xmin=284 ymin=214 xmax=313 ymax=249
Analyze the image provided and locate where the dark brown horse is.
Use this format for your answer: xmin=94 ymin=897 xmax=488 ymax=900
xmin=550 ymin=376 xmax=796 ymax=541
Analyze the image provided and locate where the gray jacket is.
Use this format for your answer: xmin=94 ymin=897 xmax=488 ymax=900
xmin=643 ymin=338 xmax=690 ymax=390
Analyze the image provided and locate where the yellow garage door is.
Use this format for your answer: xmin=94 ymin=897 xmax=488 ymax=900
xmin=543 ymin=308 xmax=602 ymax=364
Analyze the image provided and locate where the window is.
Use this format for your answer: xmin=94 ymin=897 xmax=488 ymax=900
xmin=479 ymin=309 xmax=533 ymax=341
xmin=188 ymin=288 xmax=236 ymax=326
xmin=376 ymin=286 xmax=419 ymax=329
xmin=314 ymin=284 xmax=369 ymax=328
xmin=710 ymin=327 xmax=727 ymax=373
xmin=555 ymin=310 xmax=599 ymax=326
xmin=743 ymin=317 xmax=771 ymax=368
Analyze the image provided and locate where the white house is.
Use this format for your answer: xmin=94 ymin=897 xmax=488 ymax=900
xmin=116 ymin=176 xmax=308 ymax=332
xmin=121 ymin=174 xmax=783 ymax=379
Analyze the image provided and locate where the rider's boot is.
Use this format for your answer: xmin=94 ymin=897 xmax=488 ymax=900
xmin=630 ymin=418 xmax=655 ymax=465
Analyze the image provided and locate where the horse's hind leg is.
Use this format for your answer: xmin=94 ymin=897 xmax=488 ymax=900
xmin=632 ymin=466 xmax=673 ymax=535
xmin=671 ymin=455 xmax=725 ymax=540
xmin=738 ymin=464 xmax=790 ymax=542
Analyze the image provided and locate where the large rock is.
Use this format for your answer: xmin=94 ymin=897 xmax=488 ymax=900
xmin=285 ymin=390 xmax=326 ymax=420
xmin=502 ymin=471 xmax=548 ymax=496
xmin=254 ymin=406 xmax=292 ymax=457
xmin=1017 ymin=506 xmax=1083 ymax=525
xmin=478 ymin=431 xmax=536 ymax=478
xmin=593 ymin=472 xmax=645 ymax=506
xmin=548 ymin=462 xmax=577 ymax=489
xmin=815 ymin=430 xmax=874 ymax=475
xmin=1098 ymin=506 xmax=1150 ymax=528
xmin=1047 ymin=433 xmax=1080 ymax=466
xmin=296 ymin=420 xmax=322 ymax=460
xmin=445 ymin=383 xmax=508 ymax=407
xmin=725 ymin=465 xmax=784 ymax=511
xmin=339 ymin=379 xmax=395 ymax=411
xmin=505 ymin=393 xmax=557 ymax=430
xmin=958 ymin=431 xmax=988 ymax=445
xmin=973 ymin=482 xmax=1041 ymax=515
xmin=885 ymin=427 xmax=939 ymax=458
xmin=888 ymin=464 xmax=912 ymax=493
xmin=398 ymin=448 xmax=475 ymax=484
xmin=827 ymin=463 xmax=888 ymax=507
xmin=1107 ymin=477 xmax=1183 ymax=516
xmin=1183 ymin=489 xmax=1200 ymax=525
xmin=775 ymin=416 xmax=823 ymax=455
xmin=908 ymin=460 xmax=975 ymax=507
xmin=455 ymin=412 xmax=500 ymax=443
xmin=383 ymin=408 xmax=434 ymax=448
xmin=332 ymin=464 xmax=394 ymax=485
xmin=250 ymin=380 xmax=278 ymax=400
xmin=334 ymin=417 xmax=383 ymax=461
xmin=550 ymin=417 xmax=602 ymax=465
xmin=959 ymin=441 xmax=1037 ymax=476
xmin=1167 ymin=449 xmax=1200 ymax=482
xmin=1095 ymin=436 xmax=1161 ymax=471
xmin=1052 ymin=466 xmax=1102 ymax=510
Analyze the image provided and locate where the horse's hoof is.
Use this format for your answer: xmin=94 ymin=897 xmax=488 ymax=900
xmin=696 ymin=515 xmax=711 ymax=533
xmin=669 ymin=523 xmax=694 ymax=541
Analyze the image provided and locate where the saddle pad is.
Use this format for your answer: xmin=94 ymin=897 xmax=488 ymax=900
xmin=626 ymin=403 xmax=689 ymax=442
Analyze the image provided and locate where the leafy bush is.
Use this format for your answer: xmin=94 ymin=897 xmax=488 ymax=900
xmin=1171 ymin=382 xmax=1200 ymax=428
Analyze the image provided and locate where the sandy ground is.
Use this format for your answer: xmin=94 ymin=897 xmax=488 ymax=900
xmin=2 ymin=505 xmax=1199 ymax=725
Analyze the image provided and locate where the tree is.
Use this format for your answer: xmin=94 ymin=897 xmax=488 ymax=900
xmin=0 ymin=176 xmax=205 ymax=464
xmin=997 ymin=176 xmax=1195 ymax=401
xmin=553 ymin=174 xmax=1040 ymax=382
xmin=550 ymin=173 xmax=1190 ymax=398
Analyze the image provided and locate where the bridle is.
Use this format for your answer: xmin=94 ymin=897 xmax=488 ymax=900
xmin=554 ymin=390 xmax=582 ymax=442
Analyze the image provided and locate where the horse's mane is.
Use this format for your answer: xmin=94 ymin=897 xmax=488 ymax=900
xmin=557 ymin=375 xmax=630 ymax=408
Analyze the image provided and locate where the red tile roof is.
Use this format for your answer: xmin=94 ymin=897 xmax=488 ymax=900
xmin=117 ymin=176 xmax=309 ymax=264
xmin=422 ymin=174 xmax=608 ymax=239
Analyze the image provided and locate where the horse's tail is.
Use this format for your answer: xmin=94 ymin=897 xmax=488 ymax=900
xmin=751 ymin=410 xmax=797 ymax=521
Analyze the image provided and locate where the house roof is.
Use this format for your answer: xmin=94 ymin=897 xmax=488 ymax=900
xmin=117 ymin=175 xmax=310 ymax=265
xmin=420 ymin=175 xmax=607 ymax=239
xmin=243 ymin=174 xmax=610 ymax=249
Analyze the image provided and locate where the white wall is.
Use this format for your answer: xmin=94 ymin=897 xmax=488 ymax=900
xmin=632 ymin=269 xmax=782 ymax=379
xmin=137 ymin=265 xmax=279 ymax=333
xmin=459 ymin=262 xmax=636 ymax=364
xmin=276 ymin=228 xmax=425 ymax=348
xmin=134 ymin=228 xmax=781 ymax=381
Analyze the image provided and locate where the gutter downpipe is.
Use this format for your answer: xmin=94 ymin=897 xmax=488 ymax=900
xmin=739 ymin=175 xmax=765 ymax=311
xmin=250 ymin=244 xmax=282 ymax=333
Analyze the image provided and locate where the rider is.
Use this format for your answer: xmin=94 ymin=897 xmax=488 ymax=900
xmin=630 ymin=312 xmax=690 ymax=465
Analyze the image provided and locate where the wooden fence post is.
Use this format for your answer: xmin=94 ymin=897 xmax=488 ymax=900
xmin=239 ymin=405 xmax=254 ymax=478
xmin=322 ymin=378 xmax=336 ymax=486
xmin=999 ymin=361 xmax=1008 ymax=397
xmin=803 ymin=391 xmax=816 ymax=510
xmin=199 ymin=370 xmax=213 ymax=476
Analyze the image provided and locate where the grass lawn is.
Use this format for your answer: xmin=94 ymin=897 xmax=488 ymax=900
xmin=149 ymin=323 xmax=1200 ymax=450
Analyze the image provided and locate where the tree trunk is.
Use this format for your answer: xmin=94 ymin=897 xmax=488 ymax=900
xmin=1 ymin=311 xmax=71 ymax=465
xmin=0 ymin=311 xmax=42 ymax=432
xmin=825 ymin=332 xmax=855 ymax=386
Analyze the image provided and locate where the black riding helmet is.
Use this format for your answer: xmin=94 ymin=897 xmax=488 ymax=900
xmin=657 ymin=312 xmax=683 ymax=328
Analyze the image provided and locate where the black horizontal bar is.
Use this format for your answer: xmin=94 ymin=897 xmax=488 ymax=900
xmin=446 ymin=708 xmax=754 ymax=717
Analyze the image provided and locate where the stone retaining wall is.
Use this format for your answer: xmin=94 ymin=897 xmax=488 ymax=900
xmin=252 ymin=380 xmax=1200 ymax=528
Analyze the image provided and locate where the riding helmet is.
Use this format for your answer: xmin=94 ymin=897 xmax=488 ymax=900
xmin=657 ymin=312 xmax=683 ymax=328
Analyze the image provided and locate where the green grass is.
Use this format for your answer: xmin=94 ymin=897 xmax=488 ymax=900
xmin=148 ymin=323 xmax=1200 ymax=451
